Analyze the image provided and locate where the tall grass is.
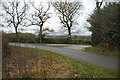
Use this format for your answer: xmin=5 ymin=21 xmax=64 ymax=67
xmin=2 ymin=33 xmax=10 ymax=58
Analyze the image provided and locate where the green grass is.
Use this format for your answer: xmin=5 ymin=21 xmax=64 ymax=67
xmin=84 ymin=47 xmax=119 ymax=57
xmin=3 ymin=46 xmax=119 ymax=78
xmin=35 ymin=48 xmax=119 ymax=78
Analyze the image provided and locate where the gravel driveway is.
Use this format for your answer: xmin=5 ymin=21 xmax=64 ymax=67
xmin=46 ymin=44 xmax=91 ymax=50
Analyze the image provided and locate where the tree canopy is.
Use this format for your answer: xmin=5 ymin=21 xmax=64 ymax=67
xmin=87 ymin=2 xmax=120 ymax=51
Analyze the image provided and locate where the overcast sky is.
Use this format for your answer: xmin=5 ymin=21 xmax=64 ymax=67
xmin=0 ymin=0 xmax=97 ymax=35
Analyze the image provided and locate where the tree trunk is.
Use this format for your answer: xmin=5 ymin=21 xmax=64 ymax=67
xmin=39 ymin=26 xmax=43 ymax=43
xmin=15 ymin=27 xmax=18 ymax=36
xmin=67 ymin=27 xmax=71 ymax=43
xmin=15 ymin=27 xmax=18 ymax=41
xmin=68 ymin=27 xmax=71 ymax=37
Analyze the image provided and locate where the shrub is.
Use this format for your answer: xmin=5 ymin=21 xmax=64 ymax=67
xmin=43 ymin=38 xmax=68 ymax=44
xmin=7 ymin=33 xmax=38 ymax=43
xmin=43 ymin=38 xmax=91 ymax=44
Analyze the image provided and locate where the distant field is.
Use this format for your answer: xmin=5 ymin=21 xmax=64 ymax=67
xmin=3 ymin=46 xmax=119 ymax=78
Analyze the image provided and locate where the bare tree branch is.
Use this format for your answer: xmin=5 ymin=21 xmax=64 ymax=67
xmin=2 ymin=0 xmax=29 ymax=35
xmin=52 ymin=1 xmax=82 ymax=37
xmin=28 ymin=2 xmax=52 ymax=43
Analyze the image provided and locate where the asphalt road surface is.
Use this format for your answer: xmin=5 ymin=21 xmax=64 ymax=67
xmin=9 ymin=43 xmax=119 ymax=71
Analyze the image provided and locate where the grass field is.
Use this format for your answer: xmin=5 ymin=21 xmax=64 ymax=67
xmin=84 ymin=47 xmax=119 ymax=57
xmin=3 ymin=46 xmax=119 ymax=78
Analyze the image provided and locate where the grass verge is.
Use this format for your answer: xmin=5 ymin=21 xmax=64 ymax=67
xmin=84 ymin=47 xmax=119 ymax=57
xmin=3 ymin=46 xmax=119 ymax=78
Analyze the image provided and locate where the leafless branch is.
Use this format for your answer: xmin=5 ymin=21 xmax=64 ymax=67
xmin=52 ymin=1 xmax=82 ymax=36
xmin=2 ymin=0 xmax=29 ymax=34
xmin=28 ymin=2 xmax=52 ymax=43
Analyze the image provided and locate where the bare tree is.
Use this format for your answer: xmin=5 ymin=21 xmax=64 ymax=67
xmin=2 ymin=0 xmax=28 ymax=36
xmin=52 ymin=1 xmax=82 ymax=38
xmin=28 ymin=2 xmax=51 ymax=43
xmin=96 ymin=0 xmax=103 ymax=9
